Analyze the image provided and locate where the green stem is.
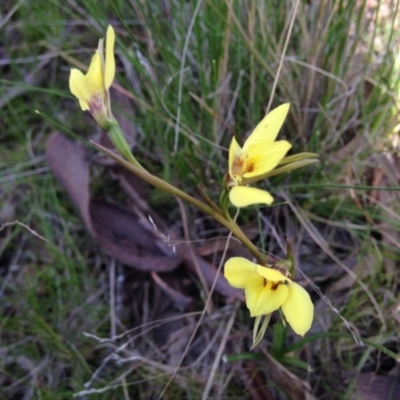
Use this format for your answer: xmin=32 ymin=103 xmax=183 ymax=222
xmin=108 ymin=120 xmax=144 ymax=169
xmin=90 ymin=140 xmax=266 ymax=265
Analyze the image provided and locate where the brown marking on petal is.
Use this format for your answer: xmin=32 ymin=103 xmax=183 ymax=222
xmin=271 ymin=264 xmax=292 ymax=280
xmin=245 ymin=160 xmax=255 ymax=173
xmin=231 ymin=156 xmax=244 ymax=176
xmin=89 ymin=93 xmax=104 ymax=114
xmin=264 ymin=279 xmax=287 ymax=291
xmin=231 ymin=154 xmax=255 ymax=179
xmin=270 ymin=282 xmax=281 ymax=291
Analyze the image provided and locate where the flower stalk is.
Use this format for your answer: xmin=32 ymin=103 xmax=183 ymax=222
xmin=107 ymin=120 xmax=144 ymax=169
xmin=90 ymin=140 xmax=267 ymax=266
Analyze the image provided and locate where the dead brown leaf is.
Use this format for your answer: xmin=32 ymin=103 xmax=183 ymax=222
xmin=351 ymin=374 xmax=400 ymax=400
xmin=46 ymin=132 xmax=94 ymax=233
xmin=46 ymin=132 xmax=180 ymax=272
xmin=259 ymin=351 xmax=317 ymax=400
xmin=175 ymin=240 xmax=244 ymax=301
xmin=238 ymin=362 xmax=275 ymax=400
xmin=329 ymin=255 xmax=375 ymax=292
xmin=90 ymin=200 xmax=180 ymax=271
xmin=151 ymin=271 xmax=193 ymax=310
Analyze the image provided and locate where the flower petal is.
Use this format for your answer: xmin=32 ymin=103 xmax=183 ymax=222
xmin=224 ymin=257 xmax=257 ymax=289
xmin=85 ymin=51 xmax=103 ymax=89
xmin=281 ymin=282 xmax=314 ymax=336
xmin=105 ymin=25 xmax=116 ymax=89
xmin=97 ymin=37 xmax=105 ymax=74
xmin=243 ymin=103 xmax=290 ymax=150
xmin=243 ymin=140 xmax=292 ymax=179
xmin=79 ymin=99 xmax=89 ymax=111
xmin=69 ymin=68 xmax=92 ymax=104
xmin=229 ymin=186 xmax=273 ymax=208
xmin=256 ymin=265 xmax=288 ymax=282
xmin=245 ymin=274 xmax=289 ymax=316
xmin=228 ymin=136 xmax=242 ymax=181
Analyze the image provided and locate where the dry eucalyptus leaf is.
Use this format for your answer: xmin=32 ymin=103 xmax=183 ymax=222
xmin=90 ymin=200 xmax=180 ymax=272
xmin=259 ymin=351 xmax=317 ymax=400
xmin=46 ymin=132 xmax=94 ymax=233
xmin=351 ymin=374 xmax=400 ymax=400
xmin=174 ymin=241 xmax=244 ymax=301
xmin=151 ymin=271 xmax=193 ymax=310
xmin=46 ymin=132 xmax=180 ymax=272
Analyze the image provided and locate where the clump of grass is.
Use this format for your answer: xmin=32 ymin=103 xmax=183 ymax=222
xmin=1 ymin=0 xmax=399 ymax=398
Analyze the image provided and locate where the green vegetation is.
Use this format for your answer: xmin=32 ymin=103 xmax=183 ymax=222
xmin=1 ymin=0 xmax=399 ymax=398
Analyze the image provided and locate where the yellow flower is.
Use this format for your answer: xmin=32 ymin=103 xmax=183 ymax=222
xmin=69 ymin=25 xmax=116 ymax=128
xmin=224 ymin=257 xmax=313 ymax=336
xmin=227 ymin=103 xmax=292 ymax=207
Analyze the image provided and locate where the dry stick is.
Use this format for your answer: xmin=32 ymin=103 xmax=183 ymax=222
xmin=284 ymin=57 xmax=347 ymax=88
xmin=90 ymin=141 xmax=266 ymax=266
xmin=266 ymin=0 xmax=300 ymax=113
xmin=121 ymin=378 xmax=130 ymax=400
xmin=0 ymin=220 xmax=48 ymax=242
xmin=83 ymin=312 xmax=202 ymax=344
xmin=109 ymin=258 xmax=116 ymax=339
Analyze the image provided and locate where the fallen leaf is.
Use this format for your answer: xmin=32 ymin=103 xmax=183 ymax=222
xmin=46 ymin=132 xmax=180 ymax=272
xmin=90 ymin=200 xmax=180 ymax=271
xmin=259 ymin=351 xmax=317 ymax=400
xmin=329 ymin=255 xmax=375 ymax=292
xmin=238 ymin=362 xmax=275 ymax=400
xmin=46 ymin=133 xmax=93 ymax=234
xmin=151 ymin=271 xmax=193 ymax=310
xmin=174 ymin=240 xmax=243 ymax=301
xmin=351 ymin=374 xmax=400 ymax=400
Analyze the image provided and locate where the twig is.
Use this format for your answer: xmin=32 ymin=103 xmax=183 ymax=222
xmin=0 ymin=220 xmax=48 ymax=242
xmin=266 ymin=0 xmax=300 ymax=113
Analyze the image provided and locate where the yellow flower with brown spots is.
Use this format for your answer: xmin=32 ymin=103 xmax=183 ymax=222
xmin=227 ymin=103 xmax=292 ymax=207
xmin=224 ymin=257 xmax=313 ymax=336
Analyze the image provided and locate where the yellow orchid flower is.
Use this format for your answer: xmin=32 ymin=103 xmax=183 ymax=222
xmin=224 ymin=257 xmax=313 ymax=336
xmin=227 ymin=103 xmax=292 ymax=208
xmin=69 ymin=25 xmax=116 ymax=128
